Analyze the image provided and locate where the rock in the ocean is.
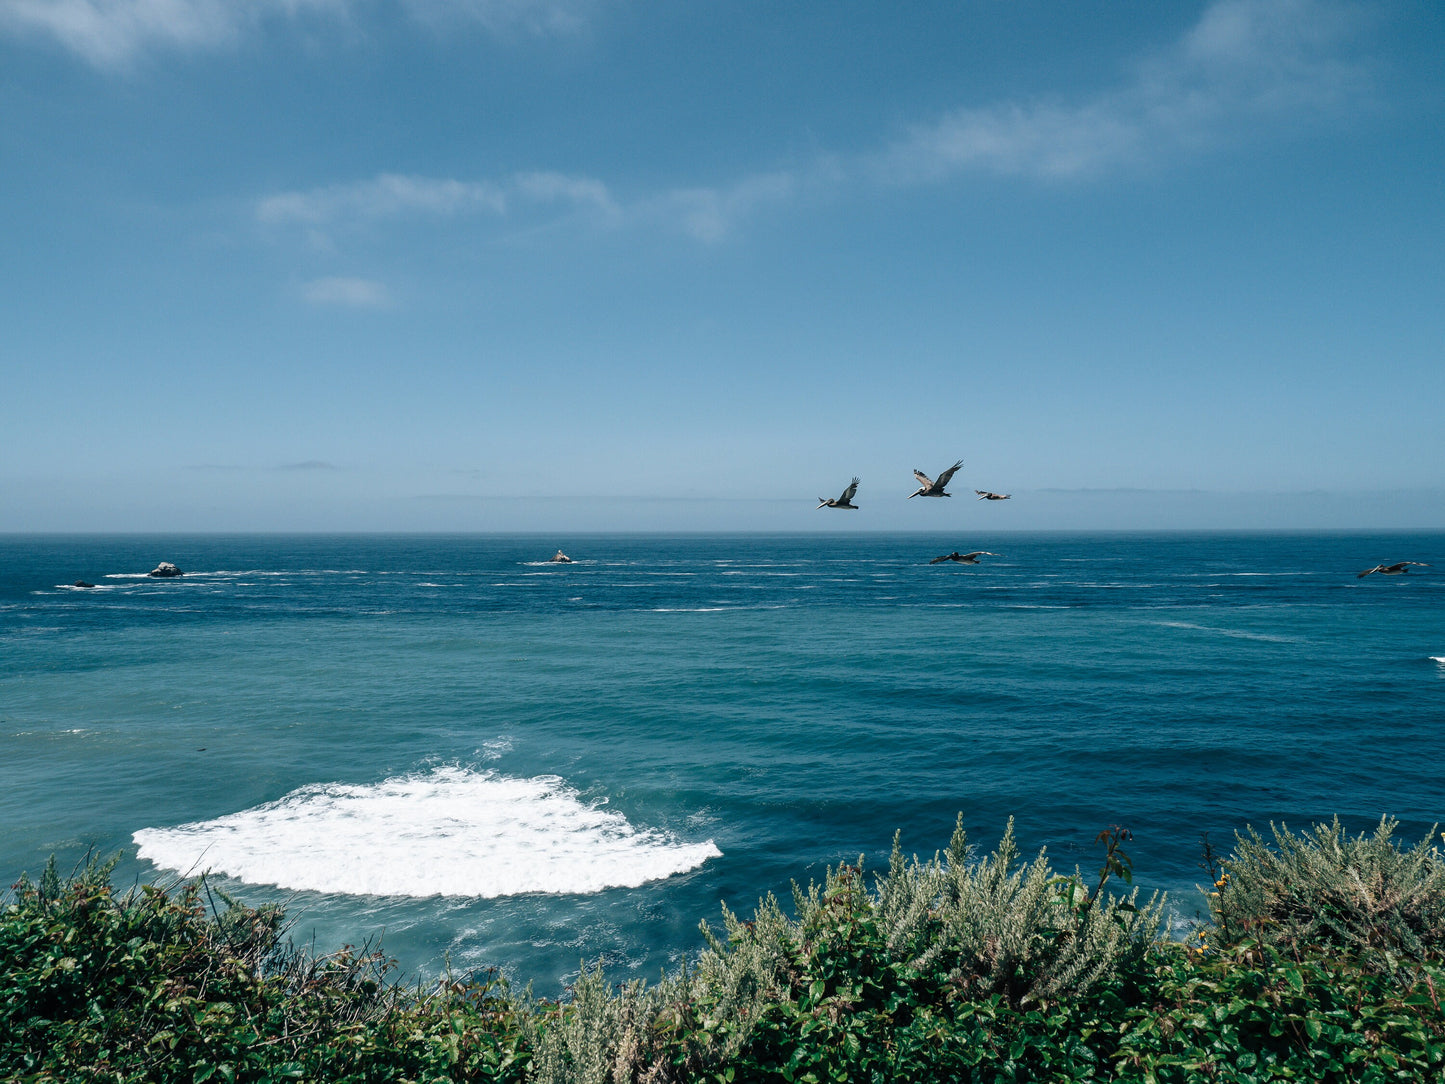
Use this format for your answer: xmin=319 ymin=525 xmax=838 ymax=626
xmin=73 ymin=580 xmax=95 ymax=588
xmin=148 ymin=562 xmax=183 ymax=578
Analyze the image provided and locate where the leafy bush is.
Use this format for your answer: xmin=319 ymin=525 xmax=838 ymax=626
xmin=1119 ymin=941 xmax=1445 ymax=1082
xmin=1 ymin=854 xmax=532 ymax=1083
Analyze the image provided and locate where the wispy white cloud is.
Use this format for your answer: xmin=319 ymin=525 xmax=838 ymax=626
xmin=653 ymin=171 xmax=798 ymax=243
xmin=300 ymin=276 xmax=391 ymax=307
xmin=261 ymin=166 xmax=802 ymax=245
xmin=877 ymin=0 xmax=1366 ymax=183
xmin=513 ymin=171 xmax=620 ymax=218
xmin=258 ymin=170 xmax=618 ymax=230
xmin=0 ymin=0 xmax=593 ymax=68
xmin=260 ymin=174 xmax=505 ymax=225
xmin=397 ymin=0 xmax=593 ymax=36
xmin=0 ymin=0 xmax=341 ymax=68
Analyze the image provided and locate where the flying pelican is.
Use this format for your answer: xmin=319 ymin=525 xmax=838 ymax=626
xmin=909 ymin=460 xmax=963 ymax=499
xmin=975 ymin=490 xmax=1011 ymax=501
xmin=818 ymin=477 xmax=860 ymax=510
xmin=1357 ymin=561 xmax=1430 ymax=578
xmin=929 ymin=551 xmax=999 ymax=565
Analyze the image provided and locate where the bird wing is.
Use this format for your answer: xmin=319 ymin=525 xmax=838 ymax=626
xmin=913 ymin=469 xmax=935 ymax=490
xmin=975 ymin=491 xmax=990 ymax=499
xmin=1403 ymin=561 xmax=1431 ymax=567
xmin=1357 ymin=566 xmax=1383 ymax=578
xmin=840 ymin=478 xmax=859 ymax=502
xmin=929 ymin=554 xmax=950 ymax=564
xmin=935 ymin=460 xmax=963 ymax=488
xmin=961 ymin=551 xmax=996 ymax=560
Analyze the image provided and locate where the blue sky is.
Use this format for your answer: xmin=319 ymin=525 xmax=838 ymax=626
xmin=2 ymin=0 xmax=1441 ymax=531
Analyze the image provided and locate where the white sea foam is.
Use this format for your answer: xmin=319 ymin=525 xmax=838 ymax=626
xmin=1431 ymin=656 xmax=1445 ymax=664
xmin=480 ymin=737 xmax=513 ymax=759
xmin=132 ymin=767 xmax=720 ymax=899
xmin=1155 ymin=621 xmax=1293 ymax=643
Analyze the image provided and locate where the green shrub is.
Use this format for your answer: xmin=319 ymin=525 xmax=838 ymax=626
xmin=1 ymin=854 xmax=533 ymax=1083
xmin=1118 ymin=942 xmax=1445 ymax=1082
xmin=9 ymin=817 xmax=1445 ymax=1084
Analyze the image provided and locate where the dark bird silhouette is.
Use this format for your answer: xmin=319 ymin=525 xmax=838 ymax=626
xmin=929 ymin=551 xmax=999 ymax=565
xmin=1357 ymin=561 xmax=1430 ymax=578
xmin=818 ymin=477 xmax=860 ymax=510
xmin=975 ymin=490 xmax=1011 ymax=501
xmin=909 ymin=460 xmax=963 ymax=499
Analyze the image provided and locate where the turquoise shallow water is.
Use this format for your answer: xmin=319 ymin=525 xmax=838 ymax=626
xmin=3 ymin=532 xmax=1443 ymax=992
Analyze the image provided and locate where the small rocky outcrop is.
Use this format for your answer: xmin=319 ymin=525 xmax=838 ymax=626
xmin=549 ymin=550 xmax=573 ymax=564
xmin=73 ymin=580 xmax=95 ymax=588
xmin=148 ymin=562 xmax=183 ymax=578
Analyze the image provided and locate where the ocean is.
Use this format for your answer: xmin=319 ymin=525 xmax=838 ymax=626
xmin=3 ymin=532 xmax=1442 ymax=992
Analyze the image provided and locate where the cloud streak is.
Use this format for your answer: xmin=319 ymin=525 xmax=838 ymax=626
xmin=259 ymin=174 xmax=507 ymax=226
xmin=877 ymin=0 xmax=1366 ymax=183
xmin=0 ymin=0 xmax=336 ymax=68
xmin=0 ymin=0 xmax=594 ymax=67
xmin=300 ymin=276 xmax=391 ymax=307
xmin=257 ymin=170 xmax=621 ymax=230
xmin=259 ymin=163 xmax=819 ymax=247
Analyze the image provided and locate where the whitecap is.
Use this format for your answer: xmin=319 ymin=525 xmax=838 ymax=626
xmin=480 ymin=737 xmax=514 ymax=759
xmin=1155 ymin=621 xmax=1293 ymax=643
xmin=132 ymin=767 xmax=720 ymax=899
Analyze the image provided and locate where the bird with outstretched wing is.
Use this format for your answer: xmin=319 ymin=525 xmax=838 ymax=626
xmin=1357 ymin=561 xmax=1430 ymax=578
xmin=909 ymin=459 xmax=963 ymax=498
xmin=929 ymin=551 xmax=998 ymax=565
xmin=818 ymin=477 xmax=860 ymax=509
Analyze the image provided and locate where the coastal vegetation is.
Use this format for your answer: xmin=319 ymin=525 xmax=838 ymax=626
xmin=5 ymin=818 xmax=1444 ymax=1083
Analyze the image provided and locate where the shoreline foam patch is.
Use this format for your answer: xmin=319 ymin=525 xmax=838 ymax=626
xmin=134 ymin=767 xmax=720 ymax=898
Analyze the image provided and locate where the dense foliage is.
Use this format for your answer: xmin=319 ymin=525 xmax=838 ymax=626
xmin=4 ymin=818 xmax=1444 ymax=1083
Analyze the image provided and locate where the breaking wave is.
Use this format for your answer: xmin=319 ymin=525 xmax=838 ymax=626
xmin=133 ymin=767 xmax=720 ymax=899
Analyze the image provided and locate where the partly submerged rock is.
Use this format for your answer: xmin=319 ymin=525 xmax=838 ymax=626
xmin=148 ymin=562 xmax=183 ymax=578
xmin=548 ymin=550 xmax=573 ymax=563
xmin=73 ymin=580 xmax=95 ymax=588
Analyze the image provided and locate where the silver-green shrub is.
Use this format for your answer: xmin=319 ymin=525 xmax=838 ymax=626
xmin=526 ymin=965 xmax=670 ymax=1084
xmin=1215 ymin=816 xmax=1445 ymax=969
xmin=871 ymin=815 xmax=1162 ymax=1004
xmin=527 ymin=817 xmax=1164 ymax=1082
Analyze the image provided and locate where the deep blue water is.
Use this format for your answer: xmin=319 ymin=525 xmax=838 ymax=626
xmin=3 ymin=533 xmax=1442 ymax=992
